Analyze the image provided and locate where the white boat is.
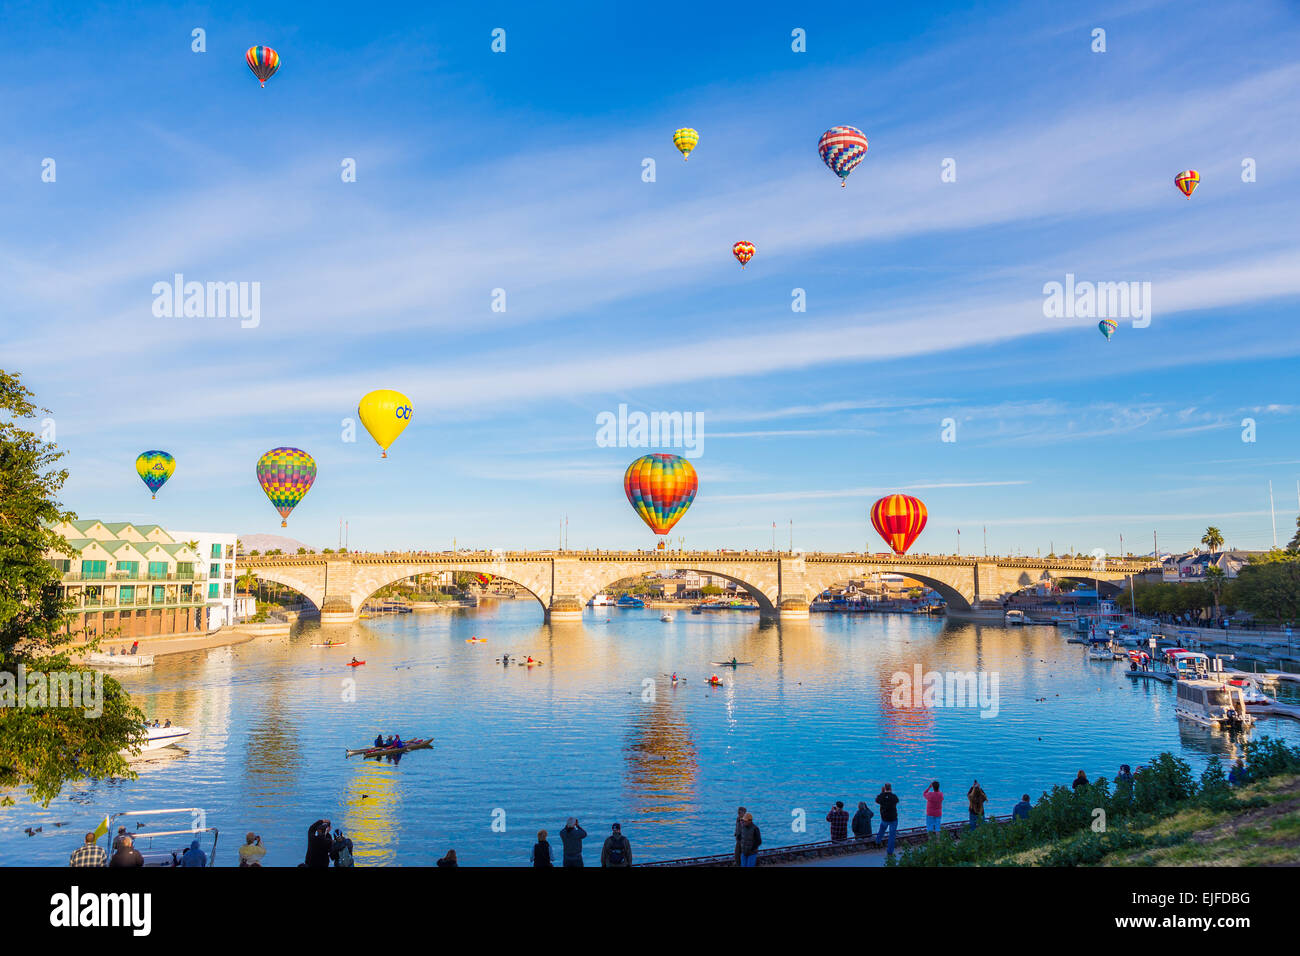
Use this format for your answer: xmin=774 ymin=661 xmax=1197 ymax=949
xmin=1004 ymin=609 xmax=1027 ymax=625
xmin=1174 ymin=679 xmax=1254 ymax=729
xmin=589 ymin=594 xmax=614 ymax=607
xmin=1224 ymin=676 xmax=1275 ymax=706
xmin=1086 ymin=639 xmax=1119 ymax=660
xmin=660 ymin=613 xmax=673 ymax=622
xmin=98 ymin=807 xmax=218 ymax=866
xmin=126 ymin=723 xmax=191 ymax=754
xmin=86 ymin=651 xmax=155 ymax=667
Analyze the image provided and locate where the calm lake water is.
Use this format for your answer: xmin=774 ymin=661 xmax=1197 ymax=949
xmin=4 ymin=600 xmax=1299 ymax=866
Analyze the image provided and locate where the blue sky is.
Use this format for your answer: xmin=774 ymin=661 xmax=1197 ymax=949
xmin=4 ymin=0 xmax=1300 ymax=555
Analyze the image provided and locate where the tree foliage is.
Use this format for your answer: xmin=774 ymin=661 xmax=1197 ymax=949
xmin=0 ymin=370 xmax=143 ymax=804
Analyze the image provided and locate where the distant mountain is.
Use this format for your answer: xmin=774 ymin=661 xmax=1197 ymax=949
xmin=239 ymin=533 xmax=312 ymax=554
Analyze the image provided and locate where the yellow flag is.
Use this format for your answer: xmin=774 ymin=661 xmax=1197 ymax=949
xmin=92 ymin=815 xmax=109 ymax=840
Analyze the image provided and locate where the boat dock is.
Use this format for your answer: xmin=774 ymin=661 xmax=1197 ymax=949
xmin=1125 ymin=669 xmax=1174 ymax=684
xmin=1248 ymin=702 xmax=1300 ymax=722
xmin=637 ymin=815 xmax=1014 ymax=867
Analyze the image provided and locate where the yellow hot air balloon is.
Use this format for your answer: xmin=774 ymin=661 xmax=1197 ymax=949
xmin=357 ymin=389 xmax=413 ymax=458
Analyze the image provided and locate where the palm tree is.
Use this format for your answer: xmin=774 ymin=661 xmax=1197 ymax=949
xmin=236 ymin=571 xmax=258 ymax=595
xmin=1201 ymin=527 xmax=1224 ymax=554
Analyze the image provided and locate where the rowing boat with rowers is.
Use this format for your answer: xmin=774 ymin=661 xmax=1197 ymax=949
xmin=345 ymin=737 xmax=434 ymax=759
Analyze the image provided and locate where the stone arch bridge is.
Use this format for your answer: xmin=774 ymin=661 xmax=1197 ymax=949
xmin=240 ymin=551 xmax=1159 ymax=624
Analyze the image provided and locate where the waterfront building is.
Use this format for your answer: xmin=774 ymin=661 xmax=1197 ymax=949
xmin=171 ymin=530 xmax=239 ymax=627
xmin=43 ymin=519 xmax=209 ymax=641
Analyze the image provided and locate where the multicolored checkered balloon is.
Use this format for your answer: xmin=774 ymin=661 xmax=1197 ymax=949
xmin=673 ymin=127 xmax=699 ymax=161
xmin=256 ymin=447 xmax=316 ymax=527
xmin=732 ymin=241 xmax=755 ymax=268
xmin=625 ymin=454 xmax=698 ymax=537
xmin=818 ymin=126 xmax=869 ymax=187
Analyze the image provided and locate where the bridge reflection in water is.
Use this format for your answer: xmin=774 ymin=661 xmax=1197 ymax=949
xmin=241 ymin=550 xmax=1158 ymax=625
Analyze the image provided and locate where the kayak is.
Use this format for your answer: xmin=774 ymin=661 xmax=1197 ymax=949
xmin=466 ymin=638 xmax=487 ymax=644
xmin=345 ymin=737 xmax=434 ymax=759
xmin=706 ymin=680 xmax=723 ymax=686
xmin=312 ymin=642 xmax=346 ymax=648
xmin=710 ymin=661 xmax=752 ymax=667
xmin=347 ymin=661 xmax=366 ymax=667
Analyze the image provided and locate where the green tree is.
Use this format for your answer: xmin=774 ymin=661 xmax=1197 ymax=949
xmin=1201 ymin=527 xmax=1224 ymax=553
xmin=1287 ymin=516 xmax=1300 ymax=553
xmin=1233 ymin=552 xmax=1300 ymax=629
xmin=0 ymin=370 xmax=143 ymax=804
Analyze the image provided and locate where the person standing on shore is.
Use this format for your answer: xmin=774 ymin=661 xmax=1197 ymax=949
xmin=1072 ymin=770 xmax=1089 ymax=792
xmin=733 ymin=806 xmax=747 ymax=866
xmin=850 ymin=801 xmax=874 ymax=840
xmin=923 ymin=781 xmax=944 ymax=835
xmin=531 ymin=829 xmax=554 ymax=867
xmin=601 ymin=823 xmax=632 ymax=868
xmin=967 ymin=780 xmax=987 ymax=830
xmin=560 ymin=817 xmax=588 ymax=868
xmin=69 ymin=833 xmax=106 ymax=867
xmin=304 ymin=819 xmax=332 ymax=868
xmin=826 ymin=801 xmax=849 ymax=842
xmin=737 ymin=812 xmax=761 ymax=866
xmin=875 ymin=784 xmax=900 ymax=856
xmin=1012 ymin=794 xmax=1032 ymax=820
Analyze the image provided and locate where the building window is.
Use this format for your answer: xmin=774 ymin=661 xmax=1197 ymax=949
xmin=80 ymin=560 xmax=107 ymax=580
xmin=177 ymin=562 xmax=193 ymax=577
xmin=209 ymin=582 xmax=219 ymax=598
xmin=148 ymin=561 xmax=168 ymax=579
xmin=151 ymin=585 xmax=166 ymax=603
xmin=120 ymin=585 xmax=134 ymax=602
xmin=117 ymin=560 xmax=139 ymax=577
xmin=211 ymin=543 xmax=222 ymax=558
xmin=210 ymin=563 xmax=220 ymax=577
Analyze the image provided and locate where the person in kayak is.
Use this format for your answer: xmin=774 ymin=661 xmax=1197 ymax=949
xmin=671 ymin=672 xmax=678 ymax=683
xmin=390 ymin=734 xmax=403 ymax=750
xmin=350 ymin=657 xmax=361 ymax=665
xmin=374 ymin=733 xmax=384 ymax=748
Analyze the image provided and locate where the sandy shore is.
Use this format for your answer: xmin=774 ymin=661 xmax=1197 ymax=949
xmin=74 ymin=627 xmax=267 ymax=661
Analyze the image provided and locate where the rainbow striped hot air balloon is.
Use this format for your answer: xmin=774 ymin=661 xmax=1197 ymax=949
xmin=255 ymin=447 xmax=316 ymax=527
xmin=246 ymin=46 xmax=280 ymax=88
xmin=1174 ymin=170 xmax=1200 ymax=199
xmin=870 ymin=494 xmax=928 ymax=555
xmin=732 ymin=241 xmax=755 ymax=269
xmin=1099 ymin=319 xmax=1117 ymax=341
xmin=135 ymin=450 xmax=175 ymax=500
xmin=625 ymin=454 xmax=698 ymax=543
xmin=818 ymin=126 xmax=869 ymax=187
xmin=673 ymin=128 xmax=699 ymax=161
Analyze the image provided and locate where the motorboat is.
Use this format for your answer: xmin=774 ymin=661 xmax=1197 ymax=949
xmin=660 ymin=613 xmax=673 ymax=623
xmin=98 ymin=807 xmax=218 ymax=866
xmin=1004 ymin=609 xmax=1028 ymax=625
xmin=589 ymin=594 xmax=614 ymax=607
xmin=1224 ymin=676 xmax=1275 ymax=706
xmin=86 ymin=651 xmax=155 ymax=667
xmin=1175 ymin=679 xmax=1254 ymax=729
xmin=1086 ymin=638 xmax=1120 ymax=660
xmin=124 ymin=723 xmax=191 ymax=755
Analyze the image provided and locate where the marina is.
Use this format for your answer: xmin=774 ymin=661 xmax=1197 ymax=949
xmin=6 ymin=602 xmax=1299 ymax=866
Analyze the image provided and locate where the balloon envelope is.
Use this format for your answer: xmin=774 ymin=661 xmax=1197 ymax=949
xmin=135 ymin=451 xmax=175 ymax=499
xmin=1174 ymin=169 xmax=1199 ymax=198
xmin=870 ymin=494 xmax=928 ymax=555
xmin=246 ymin=46 xmax=280 ymax=87
xmin=358 ymin=389 xmax=413 ymax=457
xmin=818 ymin=126 xmax=869 ymax=185
xmin=624 ymin=454 xmax=698 ymax=536
xmin=1099 ymin=319 xmax=1117 ymax=340
xmin=732 ymin=241 xmax=755 ymax=268
xmin=673 ymin=128 xmax=699 ymax=160
xmin=255 ymin=447 xmax=316 ymax=527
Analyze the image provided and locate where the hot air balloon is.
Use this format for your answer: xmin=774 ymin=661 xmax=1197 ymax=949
xmin=673 ymin=128 xmax=699 ymax=161
xmin=624 ymin=454 xmax=697 ymax=546
xmin=246 ymin=46 xmax=280 ymax=87
xmin=357 ymin=389 xmax=413 ymax=458
xmin=732 ymin=241 xmax=755 ymax=269
xmin=255 ymin=447 xmax=316 ymax=527
xmin=1174 ymin=170 xmax=1199 ymax=199
xmin=135 ymin=450 xmax=175 ymax=500
xmin=474 ymin=573 xmax=492 ymax=586
xmin=1099 ymin=319 xmax=1117 ymax=341
xmin=818 ymin=126 xmax=869 ymax=187
xmin=870 ymin=494 xmax=928 ymax=555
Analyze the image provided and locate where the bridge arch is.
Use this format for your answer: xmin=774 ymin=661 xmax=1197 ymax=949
xmin=349 ymin=564 xmax=552 ymax=621
xmin=801 ymin=566 xmax=974 ymax=614
xmin=574 ymin=565 xmax=779 ymax=619
xmin=245 ymin=569 xmax=325 ymax=611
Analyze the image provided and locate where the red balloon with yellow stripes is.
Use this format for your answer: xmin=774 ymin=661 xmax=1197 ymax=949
xmin=869 ymin=494 xmax=928 ymax=555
